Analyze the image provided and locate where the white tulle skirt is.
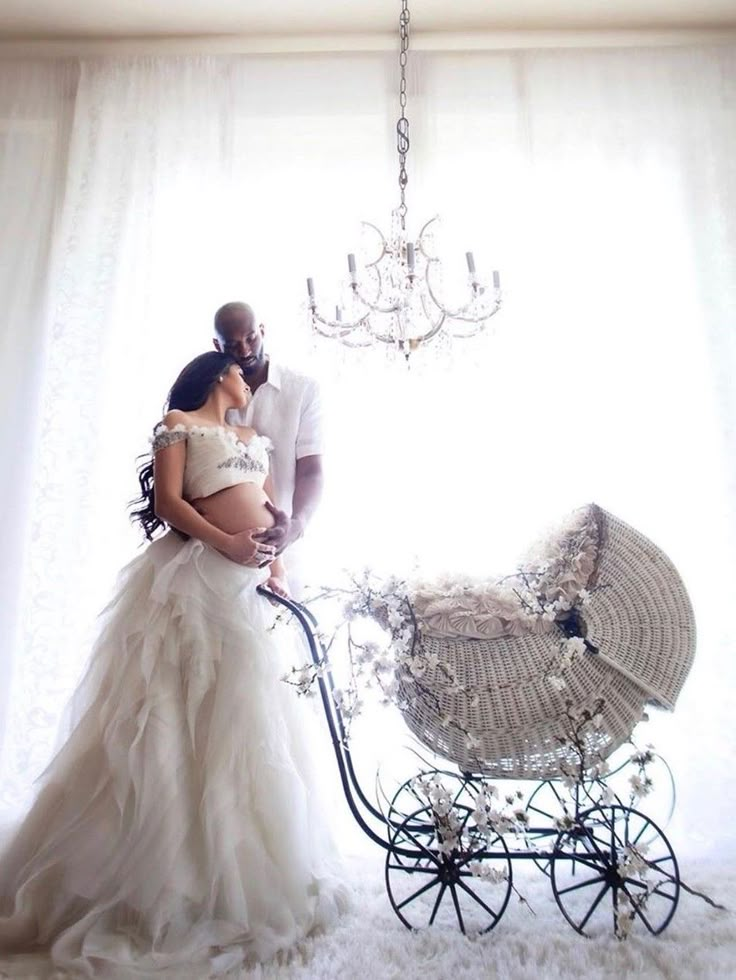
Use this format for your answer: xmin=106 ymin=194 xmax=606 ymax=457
xmin=0 ymin=532 xmax=348 ymax=978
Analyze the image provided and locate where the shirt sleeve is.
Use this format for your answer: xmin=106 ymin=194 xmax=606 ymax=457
xmin=295 ymin=378 xmax=324 ymax=459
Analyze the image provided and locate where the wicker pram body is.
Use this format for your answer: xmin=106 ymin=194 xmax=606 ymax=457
xmin=397 ymin=504 xmax=696 ymax=779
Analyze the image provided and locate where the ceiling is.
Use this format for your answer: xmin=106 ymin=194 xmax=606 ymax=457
xmin=1 ymin=0 xmax=735 ymax=40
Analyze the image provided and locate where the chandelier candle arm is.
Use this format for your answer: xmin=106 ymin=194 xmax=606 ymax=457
xmin=424 ymin=259 xmax=502 ymax=321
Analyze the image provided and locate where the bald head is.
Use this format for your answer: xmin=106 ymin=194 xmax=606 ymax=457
xmin=214 ymin=301 xmax=255 ymax=338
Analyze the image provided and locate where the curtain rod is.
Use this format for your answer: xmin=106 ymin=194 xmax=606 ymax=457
xmin=1 ymin=28 xmax=735 ymax=59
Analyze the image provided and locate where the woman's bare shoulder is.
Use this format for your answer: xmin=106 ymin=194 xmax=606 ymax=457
xmin=160 ymin=409 xmax=192 ymax=429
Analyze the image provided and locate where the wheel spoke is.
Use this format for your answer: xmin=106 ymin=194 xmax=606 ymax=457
xmin=554 ymin=853 xmax=607 ymax=874
xmin=396 ymin=874 xmax=441 ymax=910
xmin=576 ymin=828 xmax=610 ymax=864
xmin=387 ymin=863 xmax=438 ymax=874
xmin=620 ymin=877 xmax=677 ymax=904
xmin=449 ymin=883 xmax=466 ymax=933
xmin=577 ymin=882 xmax=611 ymax=931
xmin=455 ymin=876 xmax=501 ymax=921
xmin=620 ymin=876 xmax=648 ymax=890
xmin=651 ymin=890 xmax=678 ymax=902
xmin=397 ymin=826 xmax=442 ymax=867
xmin=611 ymin=811 xmax=617 ymax=861
xmin=528 ymin=802 xmax=555 ymax=819
xmin=619 ymin=882 xmax=657 ymax=934
xmin=428 ymin=882 xmax=447 ymax=925
xmin=557 ymin=874 xmax=607 ymax=897
xmin=632 ymin=820 xmax=649 ymax=847
xmin=451 ymin=781 xmax=470 ymax=808
xmin=549 ymin=782 xmax=566 ymax=809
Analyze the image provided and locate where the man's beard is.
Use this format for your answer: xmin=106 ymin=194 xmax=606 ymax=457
xmin=239 ymin=354 xmax=262 ymax=376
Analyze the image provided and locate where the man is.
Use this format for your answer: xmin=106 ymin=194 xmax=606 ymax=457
xmin=213 ymin=301 xmax=324 ymax=595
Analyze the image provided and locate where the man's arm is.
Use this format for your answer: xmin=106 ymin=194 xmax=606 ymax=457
xmin=289 ymin=453 xmax=323 ymax=541
xmin=256 ymin=376 xmax=324 ymax=554
xmin=258 ymin=454 xmax=323 ymax=555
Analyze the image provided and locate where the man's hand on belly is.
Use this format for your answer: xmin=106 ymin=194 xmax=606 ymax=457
xmin=252 ymin=501 xmax=294 ymax=556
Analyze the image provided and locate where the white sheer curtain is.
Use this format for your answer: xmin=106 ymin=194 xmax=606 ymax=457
xmin=0 ymin=45 xmax=734 ymax=855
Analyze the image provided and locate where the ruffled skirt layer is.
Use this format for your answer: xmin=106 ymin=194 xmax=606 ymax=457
xmin=0 ymin=533 xmax=347 ymax=977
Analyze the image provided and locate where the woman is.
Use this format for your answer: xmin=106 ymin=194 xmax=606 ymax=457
xmin=0 ymin=352 xmax=347 ymax=977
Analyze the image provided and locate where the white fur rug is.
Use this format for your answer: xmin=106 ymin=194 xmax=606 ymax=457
xmin=257 ymin=850 xmax=734 ymax=980
xmin=0 ymin=851 xmax=732 ymax=980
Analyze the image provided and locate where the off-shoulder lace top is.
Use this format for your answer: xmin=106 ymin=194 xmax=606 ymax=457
xmin=152 ymin=423 xmax=272 ymax=500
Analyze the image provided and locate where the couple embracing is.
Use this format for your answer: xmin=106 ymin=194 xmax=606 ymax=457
xmin=0 ymin=302 xmax=348 ymax=977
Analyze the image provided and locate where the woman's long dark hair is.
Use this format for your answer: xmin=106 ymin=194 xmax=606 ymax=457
xmin=130 ymin=351 xmax=237 ymax=540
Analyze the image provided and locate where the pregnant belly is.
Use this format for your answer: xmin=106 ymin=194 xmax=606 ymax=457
xmin=190 ymin=483 xmax=275 ymax=535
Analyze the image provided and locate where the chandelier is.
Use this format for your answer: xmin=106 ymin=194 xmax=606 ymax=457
xmin=306 ymin=0 xmax=502 ymax=359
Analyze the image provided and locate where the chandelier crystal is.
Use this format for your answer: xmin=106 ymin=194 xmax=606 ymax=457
xmin=306 ymin=0 xmax=502 ymax=359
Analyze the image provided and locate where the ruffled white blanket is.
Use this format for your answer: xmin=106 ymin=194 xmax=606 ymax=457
xmin=409 ymin=505 xmax=600 ymax=640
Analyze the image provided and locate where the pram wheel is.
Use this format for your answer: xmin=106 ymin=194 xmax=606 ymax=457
xmin=385 ymin=799 xmax=512 ymax=934
xmin=550 ymin=804 xmax=680 ymax=937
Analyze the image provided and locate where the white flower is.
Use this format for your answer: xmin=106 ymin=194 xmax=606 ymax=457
xmin=589 ymin=759 xmax=610 ymax=779
xmin=438 ymin=833 xmax=459 ymax=855
xmin=620 ymin=845 xmax=649 ymax=879
xmin=489 ymin=812 xmax=514 ymax=834
xmin=548 ymin=674 xmax=567 ymax=691
xmin=469 ymin=862 xmax=508 ymax=884
xmin=472 ymin=807 xmax=488 ymax=828
xmin=600 ymin=785 xmax=616 ymax=805
xmin=578 ymin=589 xmax=592 ymax=605
xmin=465 ymin=732 xmax=481 ymax=750
xmin=387 ymin=607 xmax=405 ymax=630
xmin=373 ymin=653 xmax=394 ymax=673
xmin=563 ymin=636 xmax=587 ymax=658
xmin=343 ymin=601 xmax=359 ymax=621
xmin=629 ymin=774 xmax=653 ymax=799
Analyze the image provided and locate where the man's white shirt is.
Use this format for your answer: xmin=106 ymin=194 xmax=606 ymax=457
xmin=227 ymin=361 xmax=323 ymax=592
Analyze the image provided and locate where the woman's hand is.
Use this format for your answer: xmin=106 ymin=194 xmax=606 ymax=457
xmin=265 ymin=575 xmax=290 ymax=599
xmin=224 ymin=529 xmax=276 ymax=567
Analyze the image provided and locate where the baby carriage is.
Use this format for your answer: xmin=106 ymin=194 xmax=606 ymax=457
xmin=262 ymin=504 xmax=695 ymax=939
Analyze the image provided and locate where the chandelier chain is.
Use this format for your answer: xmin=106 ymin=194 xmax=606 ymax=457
xmin=396 ymin=0 xmax=411 ymax=225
